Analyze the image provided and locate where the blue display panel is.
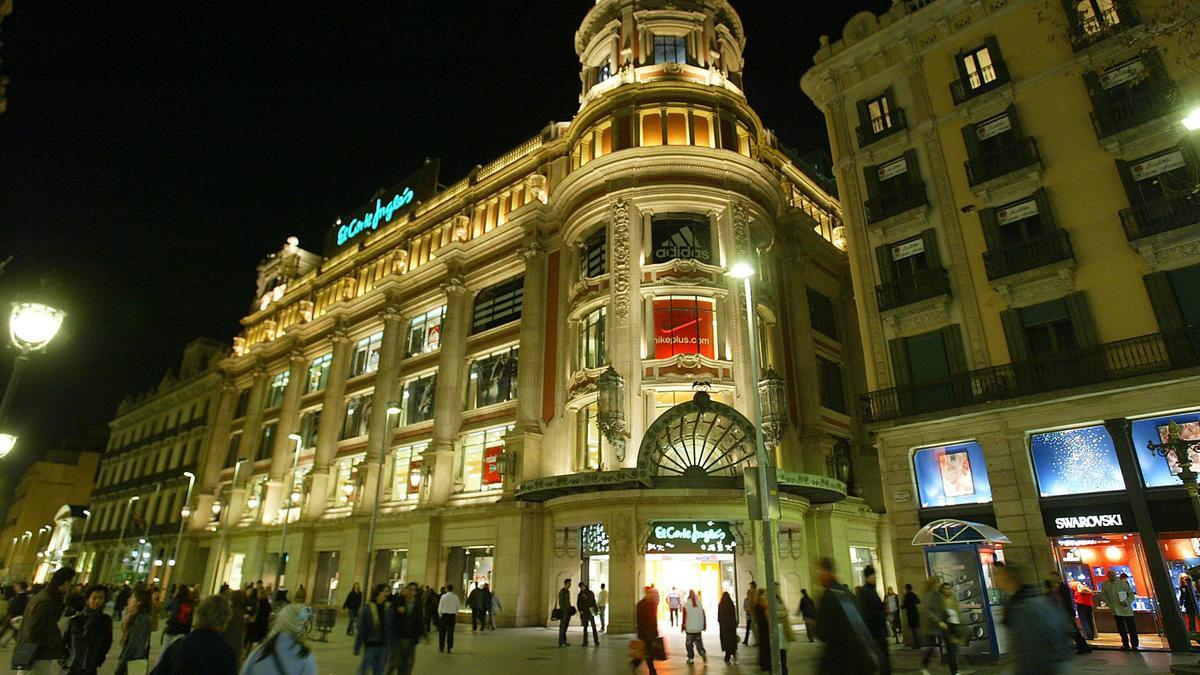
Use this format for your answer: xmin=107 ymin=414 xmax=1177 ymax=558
xmin=1131 ymin=410 xmax=1200 ymax=488
xmin=913 ymin=442 xmax=993 ymax=508
xmin=1029 ymin=426 xmax=1126 ymax=497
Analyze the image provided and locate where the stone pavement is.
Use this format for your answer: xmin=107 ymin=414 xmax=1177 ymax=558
xmin=2 ymin=618 xmax=1182 ymax=674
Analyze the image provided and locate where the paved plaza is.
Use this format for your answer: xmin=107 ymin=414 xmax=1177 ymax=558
xmin=8 ymin=617 xmax=1175 ymax=674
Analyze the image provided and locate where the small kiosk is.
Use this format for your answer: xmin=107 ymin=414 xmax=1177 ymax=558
xmin=912 ymin=519 xmax=1010 ymax=659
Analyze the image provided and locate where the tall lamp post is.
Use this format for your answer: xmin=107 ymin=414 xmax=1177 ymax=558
xmin=77 ymin=508 xmax=91 ymax=580
xmin=0 ymin=302 xmax=67 ymax=456
xmin=364 ymin=402 xmax=402 ymax=596
xmin=168 ymin=471 xmax=195 ymax=586
xmin=728 ymin=261 xmax=782 ymax=675
xmin=115 ymin=495 xmax=140 ymax=581
xmin=277 ymin=434 xmax=305 ymax=591
xmin=211 ymin=458 xmax=248 ymax=593
xmin=1148 ymin=420 xmax=1200 ymax=541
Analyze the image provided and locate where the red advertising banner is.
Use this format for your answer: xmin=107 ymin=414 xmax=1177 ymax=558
xmin=653 ymin=297 xmax=716 ymax=359
xmin=483 ymin=446 xmax=503 ymax=485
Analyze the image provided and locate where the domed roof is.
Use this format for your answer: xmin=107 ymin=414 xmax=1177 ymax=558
xmin=576 ymin=0 xmax=745 ymax=55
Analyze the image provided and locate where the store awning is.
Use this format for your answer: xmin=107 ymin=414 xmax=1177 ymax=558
xmin=911 ymin=519 xmax=1011 ymax=546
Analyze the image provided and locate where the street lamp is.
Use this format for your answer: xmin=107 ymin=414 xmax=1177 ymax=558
xmin=277 ymin=434 xmax=304 ymax=590
xmin=77 ymin=508 xmax=92 ymax=579
xmin=0 ymin=302 xmax=67 ymax=451
xmin=1183 ymin=108 xmax=1200 ymax=132
xmin=169 ymin=471 xmax=195 ymax=587
xmin=0 ymin=433 xmax=15 ymax=459
xmin=1147 ymin=421 xmax=1200 ymax=527
xmin=596 ymin=366 xmax=628 ymax=462
xmin=115 ymin=496 xmax=139 ymax=580
xmin=727 ymin=261 xmax=783 ymax=675
xmin=364 ymin=402 xmax=402 ymax=596
xmin=212 ymin=458 xmax=247 ymax=593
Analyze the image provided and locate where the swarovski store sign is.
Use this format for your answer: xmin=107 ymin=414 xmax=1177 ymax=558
xmin=1041 ymin=503 xmax=1136 ymax=535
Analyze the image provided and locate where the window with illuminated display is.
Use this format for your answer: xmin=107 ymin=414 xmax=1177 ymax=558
xmin=460 ymin=425 xmax=512 ymax=493
xmin=350 ymin=332 xmax=384 ymax=377
xmin=652 ymin=296 xmax=717 ymax=359
xmin=389 ymin=442 xmax=426 ymax=501
xmin=650 ymin=214 xmax=713 ymax=265
xmin=577 ymin=403 xmax=602 ymax=471
xmin=265 ymin=371 xmax=289 ymax=408
xmin=912 ymin=442 xmax=993 ymax=508
xmin=341 ymin=394 xmax=372 ymax=440
xmin=305 ymin=354 xmax=332 ymax=393
xmin=578 ymin=307 xmax=607 ymax=369
xmin=1029 ymin=425 xmax=1126 ymax=497
xmin=1131 ymin=409 xmax=1200 ymax=488
xmin=466 ymin=346 xmax=518 ymax=409
xmin=400 ymin=374 xmax=437 ymax=425
xmin=406 ymin=307 xmax=445 ymax=357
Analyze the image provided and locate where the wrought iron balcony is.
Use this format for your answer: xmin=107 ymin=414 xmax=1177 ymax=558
xmin=865 ymin=183 xmax=928 ymax=223
xmin=1068 ymin=2 xmax=1141 ymax=51
xmin=983 ymin=230 xmax=1074 ymax=280
xmin=861 ymin=329 xmax=1200 ymax=423
xmin=875 ymin=267 xmax=951 ymax=312
xmin=950 ymin=67 xmax=1010 ymax=105
xmin=856 ymin=108 xmax=908 ymax=148
xmin=965 ymin=138 xmax=1040 ymax=186
xmin=1121 ymin=193 xmax=1200 ymax=240
xmin=1091 ymin=84 xmax=1179 ymax=138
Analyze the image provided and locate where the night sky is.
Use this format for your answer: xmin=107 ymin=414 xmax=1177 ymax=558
xmin=0 ymin=0 xmax=888 ymax=507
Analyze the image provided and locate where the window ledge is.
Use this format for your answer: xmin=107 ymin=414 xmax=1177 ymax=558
xmin=953 ymin=81 xmax=1016 ymax=123
xmin=566 ymin=366 xmax=608 ymax=401
xmin=569 ymin=275 xmax=610 ymax=308
xmin=855 ymin=127 xmax=912 ymax=167
xmin=866 ymin=202 xmax=930 ymax=243
xmin=970 ymin=161 xmax=1044 ymax=206
xmin=1130 ymin=222 xmax=1200 ymax=273
xmin=991 ymin=261 xmax=1077 ymax=309
xmin=642 ymin=354 xmax=734 ymax=385
xmin=880 ymin=295 xmax=951 ymax=338
xmin=1096 ymin=107 xmax=1187 ymax=159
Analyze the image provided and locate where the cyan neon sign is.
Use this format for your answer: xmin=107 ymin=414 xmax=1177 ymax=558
xmin=336 ymin=187 xmax=415 ymax=247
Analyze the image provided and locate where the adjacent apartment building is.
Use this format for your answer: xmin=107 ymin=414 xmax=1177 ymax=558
xmin=181 ymin=0 xmax=887 ymax=632
xmin=803 ymin=0 xmax=1199 ymax=654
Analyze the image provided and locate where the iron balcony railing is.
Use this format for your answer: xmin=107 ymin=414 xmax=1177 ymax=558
xmin=983 ymin=230 xmax=1074 ymax=280
xmin=965 ymin=138 xmax=1040 ymax=186
xmin=1120 ymin=193 xmax=1200 ymax=241
xmin=857 ymin=108 xmax=908 ymax=148
xmin=862 ymin=329 xmax=1200 ymax=423
xmin=950 ymin=66 xmax=1009 ymax=105
xmin=865 ymin=182 xmax=928 ymax=223
xmin=1091 ymin=84 xmax=1179 ymax=138
xmin=1069 ymin=2 xmax=1141 ymax=51
xmin=875 ymin=266 xmax=951 ymax=312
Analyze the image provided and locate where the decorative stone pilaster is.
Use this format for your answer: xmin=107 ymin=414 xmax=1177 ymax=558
xmin=229 ymin=361 xmax=268 ymax=523
xmin=356 ymin=301 xmax=406 ymax=515
xmin=263 ymin=346 xmax=308 ymax=524
xmin=508 ymin=235 xmax=549 ymax=486
xmin=608 ymin=199 xmax=643 ymax=469
xmin=422 ymin=273 xmax=474 ymax=505
xmin=197 ymin=377 xmax=239 ymax=508
xmin=306 ymin=324 xmax=354 ymax=520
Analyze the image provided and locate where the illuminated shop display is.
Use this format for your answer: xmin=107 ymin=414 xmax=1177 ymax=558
xmin=652 ymin=296 xmax=716 ymax=359
xmin=1131 ymin=410 xmax=1200 ymax=488
xmin=912 ymin=442 xmax=993 ymax=508
xmin=1029 ymin=425 xmax=1126 ymax=497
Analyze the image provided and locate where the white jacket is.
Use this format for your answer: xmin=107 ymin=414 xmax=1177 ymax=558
xmin=438 ymin=592 xmax=461 ymax=615
xmin=682 ymin=600 xmax=706 ymax=633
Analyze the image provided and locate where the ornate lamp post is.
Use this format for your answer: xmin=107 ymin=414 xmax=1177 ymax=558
xmin=596 ymin=366 xmax=627 ymax=462
xmin=1147 ymin=421 xmax=1200 ymax=529
xmin=0 ymin=301 xmax=67 ymax=456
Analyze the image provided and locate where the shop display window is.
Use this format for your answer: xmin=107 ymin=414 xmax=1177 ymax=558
xmin=460 ymin=426 xmax=511 ymax=493
xmin=1054 ymin=535 xmax=1157 ymax=613
xmin=913 ymin=441 xmax=993 ymax=508
xmin=1029 ymin=425 xmax=1126 ymax=497
xmin=1131 ymin=410 xmax=1200 ymax=488
xmin=652 ymin=296 xmax=717 ymax=359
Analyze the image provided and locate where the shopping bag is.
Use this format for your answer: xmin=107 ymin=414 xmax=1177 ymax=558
xmin=652 ymin=636 xmax=667 ymax=661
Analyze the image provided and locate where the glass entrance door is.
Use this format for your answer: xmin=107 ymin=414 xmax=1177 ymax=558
xmin=644 ymin=553 xmax=735 ymax=628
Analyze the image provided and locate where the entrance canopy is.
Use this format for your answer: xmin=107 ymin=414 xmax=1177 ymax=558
xmin=911 ymin=519 xmax=1011 ymax=547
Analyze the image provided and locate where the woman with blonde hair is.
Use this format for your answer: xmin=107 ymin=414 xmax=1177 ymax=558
xmin=114 ymin=588 xmax=153 ymax=675
xmin=241 ymin=603 xmax=317 ymax=675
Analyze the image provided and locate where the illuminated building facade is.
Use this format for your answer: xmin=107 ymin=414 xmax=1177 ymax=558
xmin=182 ymin=0 xmax=885 ymax=630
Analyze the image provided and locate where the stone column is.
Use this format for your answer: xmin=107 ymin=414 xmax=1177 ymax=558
xmin=356 ymin=302 xmax=406 ymax=515
xmin=507 ymin=235 xmax=548 ymax=490
xmin=229 ymin=362 xmax=268 ymax=523
xmin=305 ymin=327 xmax=354 ymax=520
xmin=607 ymin=199 xmax=643 ymax=469
xmin=605 ymin=511 xmax=638 ymax=633
xmin=262 ymin=347 xmax=308 ymax=524
xmin=422 ymin=273 xmax=474 ymax=506
xmin=195 ymin=378 xmax=238 ymax=528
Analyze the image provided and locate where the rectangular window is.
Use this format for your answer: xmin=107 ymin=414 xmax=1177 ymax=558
xmin=577 ymin=403 xmax=602 ymax=471
xmin=887 ymin=236 xmax=931 ymax=280
xmin=652 ymin=296 xmax=717 ymax=359
xmin=472 ymin=277 xmax=524 ymax=334
xmin=265 ymin=371 xmax=289 ymax=409
xmin=389 ymin=442 xmax=427 ymax=501
xmin=406 ymin=306 xmax=446 ymax=356
xmin=906 ymin=331 xmax=952 ymax=383
xmin=401 ymin=374 xmax=437 ymax=425
xmin=578 ymin=307 xmax=607 ymax=369
xmin=1021 ymin=299 xmax=1079 ymax=357
xmin=333 ymin=455 xmax=363 ymax=506
xmin=341 ymin=394 xmax=372 ymax=440
xmin=1121 ymin=147 xmax=1192 ymax=204
xmin=962 ymin=44 xmax=997 ymax=90
xmin=1029 ymin=425 xmax=1125 ymax=496
xmin=867 ymin=93 xmax=893 ymax=134
xmin=460 ymin=426 xmax=512 ymax=493
xmin=305 ymin=354 xmax=332 ymax=394
xmin=994 ymin=195 xmax=1048 ymax=245
xmin=298 ymin=409 xmax=321 ymax=448
xmin=652 ymin=35 xmax=687 ymax=64
xmin=234 ymin=389 xmax=250 ymax=419
xmin=807 ymin=288 xmax=839 ymax=339
xmin=596 ymin=61 xmax=612 ymax=84
xmin=1076 ymin=0 xmax=1122 ymax=35
xmin=817 ymin=357 xmax=847 ymax=414
xmin=349 ymin=332 xmax=384 ymax=377
xmin=225 ymin=433 xmax=241 ymax=468
xmin=650 ymin=214 xmax=713 ymax=265
xmin=581 ymin=227 xmax=607 ymax=278
xmin=257 ymin=423 xmax=277 ymax=462
xmin=467 ymin=346 xmax=519 ymax=409
xmin=913 ymin=441 xmax=993 ymax=508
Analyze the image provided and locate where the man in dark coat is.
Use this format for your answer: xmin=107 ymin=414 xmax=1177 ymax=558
xmin=556 ymin=579 xmax=573 ymax=646
xmin=18 ymin=566 xmax=75 ymax=670
xmin=151 ymin=595 xmax=239 ymax=675
xmin=900 ymin=583 xmax=921 ymax=648
xmin=65 ymin=585 xmax=113 ymax=675
xmin=856 ymin=565 xmax=891 ymax=674
xmin=467 ymin=583 xmax=484 ymax=631
xmin=389 ymin=583 xmax=425 ymax=675
xmin=814 ymin=557 xmax=878 ymax=675
xmin=630 ymin=586 xmax=660 ymax=673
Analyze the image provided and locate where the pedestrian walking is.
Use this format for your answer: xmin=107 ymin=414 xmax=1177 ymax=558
xmin=236 ymin=602 xmax=316 ymax=675
xmin=422 ymin=587 xmax=438 ymax=634
xmin=596 ymin=583 xmax=608 ymax=631
xmin=1070 ymin=577 xmax=1096 ymax=639
xmin=884 ymin=586 xmax=902 ymax=645
xmin=555 ymin=578 xmax=574 ymax=646
xmin=344 ymin=583 xmax=363 ymax=636
xmin=151 ymin=595 xmax=240 ymax=675
xmin=436 ymin=584 xmax=460 ymax=653
xmin=577 ymin=582 xmax=600 ymax=646
xmin=160 ymin=585 xmax=195 ymax=658
xmin=901 ymin=583 xmax=921 ymax=648
xmin=487 ymin=585 xmax=502 ymax=630
xmin=814 ymin=557 xmax=878 ymax=674
xmin=919 ymin=577 xmax=961 ymax=675
xmin=1049 ymin=571 xmax=1091 ymax=654
xmin=223 ymin=588 xmax=247 ymax=668
xmin=354 ymin=584 xmax=394 ymax=675
xmin=742 ymin=582 xmax=757 ymax=645
xmin=64 ymin=584 xmax=114 ymax=675
xmin=630 ymin=586 xmax=662 ymax=674
xmin=243 ymin=589 xmax=271 ymax=660
xmin=798 ymin=589 xmax=816 ymax=642
xmin=1098 ymin=570 xmax=1138 ymax=650
xmin=387 ymin=583 xmax=425 ymax=675
xmin=996 ymin=563 xmax=1072 ymax=675
xmin=13 ymin=566 xmax=76 ymax=674
xmin=666 ymin=587 xmax=682 ymax=627
xmin=293 ymin=585 xmax=307 ymax=604
xmin=114 ymin=588 xmax=154 ymax=675
xmin=467 ymin=583 xmax=484 ymax=631
xmin=682 ymin=589 xmax=707 ymax=664
xmin=1181 ymin=574 xmax=1199 ymax=633
xmin=856 ymin=565 xmax=891 ymax=674
xmin=0 ymin=580 xmax=30 ymax=646
xmin=114 ymin=584 xmax=132 ymax=621
xmin=718 ymin=590 xmax=739 ymax=662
